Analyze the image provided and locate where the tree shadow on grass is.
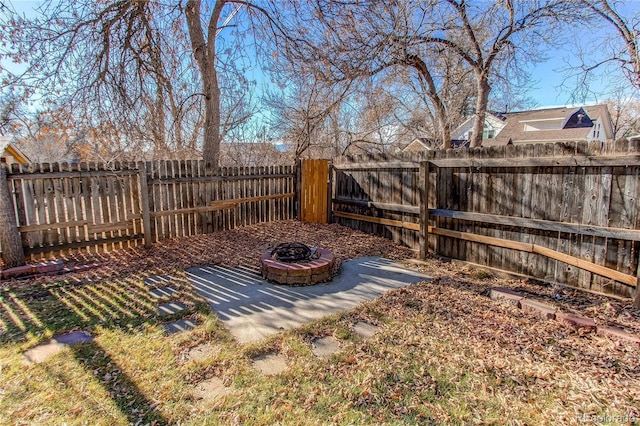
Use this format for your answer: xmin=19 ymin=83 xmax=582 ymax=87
xmin=70 ymin=340 xmax=168 ymax=425
xmin=0 ymin=269 xmax=209 ymax=424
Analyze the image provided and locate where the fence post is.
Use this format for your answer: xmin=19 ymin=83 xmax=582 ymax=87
xmin=419 ymin=161 xmax=430 ymax=259
xmin=138 ymin=162 xmax=153 ymax=249
xmin=0 ymin=164 xmax=26 ymax=267
xmin=294 ymin=159 xmax=302 ymax=221
xmin=635 ymin=264 xmax=640 ymax=308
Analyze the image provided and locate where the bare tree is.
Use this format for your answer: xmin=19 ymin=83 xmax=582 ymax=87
xmin=607 ymin=94 xmax=640 ymax=139
xmin=267 ymin=0 xmax=569 ymax=149
xmin=416 ymin=0 xmax=577 ymax=147
xmin=579 ymin=0 xmax=640 ymax=92
xmin=1 ymin=1 xmax=262 ymax=167
xmin=265 ymin=1 xmax=476 ymax=148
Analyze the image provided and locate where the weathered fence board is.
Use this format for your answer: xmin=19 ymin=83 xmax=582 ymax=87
xmin=332 ymin=141 xmax=640 ymax=301
xmin=333 ymin=156 xmax=421 ymax=250
xmin=2 ymin=161 xmax=295 ymax=260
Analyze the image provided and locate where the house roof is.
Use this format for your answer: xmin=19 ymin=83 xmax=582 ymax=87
xmin=0 ymin=137 xmax=30 ymax=163
xmin=402 ymin=138 xmax=433 ymax=152
xmin=486 ymin=104 xmax=611 ymax=146
xmin=451 ymin=112 xmax=506 ymax=139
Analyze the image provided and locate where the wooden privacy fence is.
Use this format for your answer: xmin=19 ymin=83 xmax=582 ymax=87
xmin=333 ymin=140 xmax=640 ymax=303
xmin=1 ymin=161 xmax=295 ymax=259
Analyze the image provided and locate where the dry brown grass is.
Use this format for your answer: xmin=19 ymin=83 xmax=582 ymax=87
xmin=1 ymin=221 xmax=638 ymax=425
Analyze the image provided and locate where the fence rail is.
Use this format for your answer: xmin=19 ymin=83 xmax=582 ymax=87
xmin=2 ymin=141 xmax=640 ymax=303
xmin=333 ymin=140 xmax=640 ymax=302
xmin=2 ymin=161 xmax=295 ymax=259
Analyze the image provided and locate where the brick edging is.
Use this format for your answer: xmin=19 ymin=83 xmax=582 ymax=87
xmin=1 ymin=261 xmax=100 ymax=280
xmin=490 ymin=287 xmax=640 ymax=345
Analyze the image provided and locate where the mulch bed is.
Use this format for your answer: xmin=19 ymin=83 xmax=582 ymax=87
xmin=2 ymin=220 xmax=639 ymax=334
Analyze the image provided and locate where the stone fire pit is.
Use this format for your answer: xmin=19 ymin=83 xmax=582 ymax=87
xmin=260 ymin=243 xmax=336 ymax=286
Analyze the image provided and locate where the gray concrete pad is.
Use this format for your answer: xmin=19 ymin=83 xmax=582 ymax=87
xmin=184 ymin=342 xmax=221 ymax=362
xmin=353 ymin=321 xmax=379 ymax=338
xmin=186 ymin=257 xmax=429 ymax=343
xmin=312 ymin=336 xmax=341 ymax=358
xmin=144 ymin=274 xmax=174 ymax=286
xmin=193 ymin=377 xmax=231 ymax=401
xmin=23 ymin=331 xmax=93 ymax=364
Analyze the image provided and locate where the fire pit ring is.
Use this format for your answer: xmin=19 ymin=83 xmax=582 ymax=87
xmin=260 ymin=244 xmax=336 ymax=286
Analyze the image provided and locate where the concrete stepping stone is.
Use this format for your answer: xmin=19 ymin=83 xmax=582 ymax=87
xmin=157 ymin=301 xmax=186 ymax=316
xmin=185 ymin=342 xmax=221 ymax=362
xmin=193 ymin=377 xmax=231 ymax=401
xmin=311 ymin=336 xmax=341 ymax=358
xmin=353 ymin=322 xmax=379 ymax=338
xmin=150 ymin=286 xmax=178 ymax=299
xmin=144 ymin=275 xmax=174 ymax=286
xmin=23 ymin=331 xmax=93 ymax=364
xmin=165 ymin=319 xmax=197 ymax=334
xmin=252 ymin=353 xmax=288 ymax=376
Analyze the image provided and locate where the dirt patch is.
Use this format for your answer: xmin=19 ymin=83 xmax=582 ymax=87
xmin=252 ymin=353 xmax=288 ymax=376
xmin=193 ymin=377 xmax=231 ymax=401
xmin=184 ymin=342 xmax=221 ymax=363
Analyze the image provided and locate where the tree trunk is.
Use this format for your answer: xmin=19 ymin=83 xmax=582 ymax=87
xmin=185 ymin=0 xmax=223 ymax=172
xmin=406 ymin=55 xmax=451 ymax=148
xmin=202 ymin=69 xmax=221 ymax=171
xmin=0 ymin=165 xmax=26 ymax=268
xmin=470 ymin=74 xmax=491 ymax=148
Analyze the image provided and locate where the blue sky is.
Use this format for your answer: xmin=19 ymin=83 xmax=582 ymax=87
xmin=3 ymin=0 xmax=638 ymax=111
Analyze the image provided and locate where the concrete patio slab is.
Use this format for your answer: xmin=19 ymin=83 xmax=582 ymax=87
xmin=186 ymin=257 xmax=429 ymax=343
xmin=144 ymin=275 xmax=174 ymax=287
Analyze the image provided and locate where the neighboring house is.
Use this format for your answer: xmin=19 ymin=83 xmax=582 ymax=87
xmin=0 ymin=137 xmax=30 ymax=165
xmin=402 ymin=137 xmax=434 ymax=153
xmin=451 ymin=112 xmax=507 ymax=146
xmin=450 ymin=104 xmax=614 ymax=147
xmin=219 ymin=141 xmax=292 ymax=167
